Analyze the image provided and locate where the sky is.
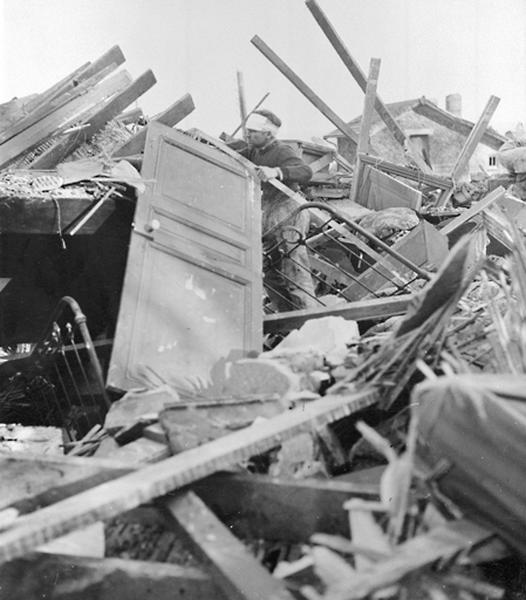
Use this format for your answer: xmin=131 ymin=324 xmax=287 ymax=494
xmin=0 ymin=0 xmax=525 ymax=141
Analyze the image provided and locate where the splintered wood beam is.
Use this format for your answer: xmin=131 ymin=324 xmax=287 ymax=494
xmin=0 ymin=552 xmax=220 ymax=600
xmin=192 ymin=473 xmax=379 ymax=543
xmin=412 ymin=97 xmax=506 ymax=151
xmin=166 ymin=490 xmax=295 ymax=600
xmin=264 ymin=295 xmax=414 ymax=333
xmin=31 ymin=69 xmax=157 ymax=169
xmin=358 ymin=154 xmax=452 ymax=190
xmin=305 ymin=0 xmax=431 ymax=174
xmin=251 ymin=35 xmax=359 ymax=146
xmin=0 ymin=70 xmax=132 ymax=169
xmin=112 ymin=93 xmax=195 ymax=157
xmin=351 ymin=57 xmax=381 ymax=203
xmin=0 ymin=390 xmax=377 ymax=564
xmin=75 ymin=45 xmax=126 ymax=84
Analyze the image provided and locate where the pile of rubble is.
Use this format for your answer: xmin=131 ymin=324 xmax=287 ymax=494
xmin=1 ymin=1 xmax=526 ymax=599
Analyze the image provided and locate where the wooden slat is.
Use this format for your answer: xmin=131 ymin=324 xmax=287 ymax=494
xmin=166 ymin=491 xmax=294 ymax=600
xmin=112 ymin=93 xmax=195 ymax=157
xmin=440 ymin=187 xmax=504 ymax=236
xmin=0 ymin=65 xmax=118 ymax=145
xmin=351 ymin=58 xmax=381 ymax=202
xmin=0 ymin=390 xmax=377 ymax=563
xmin=192 ymin=473 xmax=379 ymax=543
xmin=236 ymin=70 xmax=248 ymax=139
xmin=358 ymin=153 xmax=452 ymax=190
xmin=0 ymin=552 xmax=221 ymax=600
xmin=305 ymin=0 xmax=432 ymax=174
xmin=31 ymin=69 xmax=157 ymax=169
xmin=412 ymin=96 xmax=506 ymax=151
xmin=251 ymin=35 xmax=358 ymax=146
xmin=264 ymin=295 xmax=414 ymax=333
xmin=75 ymin=45 xmax=126 ymax=84
xmin=0 ymin=70 xmax=132 ymax=168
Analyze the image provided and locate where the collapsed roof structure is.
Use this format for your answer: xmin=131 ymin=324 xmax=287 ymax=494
xmin=1 ymin=1 xmax=526 ymax=598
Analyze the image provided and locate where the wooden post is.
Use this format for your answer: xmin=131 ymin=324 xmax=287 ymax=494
xmin=350 ymin=57 xmax=381 ymax=203
xmin=236 ymin=71 xmax=248 ymax=140
xmin=305 ymin=0 xmax=432 ymax=174
xmin=251 ymin=35 xmax=358 ymax=146
xmin=438 ymin=95 xmax=500 ymax=207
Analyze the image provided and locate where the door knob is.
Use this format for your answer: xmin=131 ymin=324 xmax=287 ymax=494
xmin=144 ymin=219 xmax=160 ymax=234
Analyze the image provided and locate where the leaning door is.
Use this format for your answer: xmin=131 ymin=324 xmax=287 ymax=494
xmin=107 ymin=123 xmax=262 ymax=392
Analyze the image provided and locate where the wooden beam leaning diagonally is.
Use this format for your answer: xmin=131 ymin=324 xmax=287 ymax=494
xmin=250 ymin=35 xmax=359 ymax=147
xmin=438 ymin=95 xmax=500 ymax=207
xmin=0 ymin=390 xmax=377 ymax=564
xmin=305 ymin=0 xmax=432 ymax=175
xmin=166 ymin=491 xmax=295 ymax=600
xmin=31 ymin=70 xmax=157 ymax=169
xmin=412 ymin=97 xmax=506 ymax=151
xmin=263 ymin=295 xmax=414 ymax=334
xmin=112 ymin=93 xmax=195 ymax=158
xmin=0 ymin=70 xmax=132 ymax=169
xmin=350 ymin=57 xmax=381 ymax=203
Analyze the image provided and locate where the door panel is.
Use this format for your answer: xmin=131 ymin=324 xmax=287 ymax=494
xmin=107 ymin=123 xmax=262 ymax=392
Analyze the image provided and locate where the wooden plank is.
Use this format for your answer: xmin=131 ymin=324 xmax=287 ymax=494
xmin=305 ymin=0 xmax=431 ymax=174
xmin=31 ymin=70 xmax=157 ymax=169
xmin=251 ymin=35 xmax=358 ymax=146
xmin=192 ymin=473 xmax=379 ymax=543
xmin=166 ymin=490 xmax=295 ymax=600
xmin=0 ymin=70 xmax=132 ymax=168
xmin=0 ymin=390 xmax=377 ymax=563
xmin=236 ymin=70 xmax=248 ymax=139
xmin=112 ymin=93 xmax=195 ymax=157
xmin=358 ymin=153 xmax=452 ymax=190
xmin=450 ymin=95 xmax=500 ymax=183
xmin=412 ymin=96 xmax=506 ymax=151
xmin=325 ymin=519 xmax=492 ymax=600
xmin=0 ymin=552 xmax=221 ymax=600
xmin=307 ymin=151 xmax=333 ymax=174
xmin=75 ymin=45 xmax=126 ymax=84
xmin=440 ymin=187 xmax=504 ymax=236
xmin=350 ymin=58 xmax=381 ymax=203
xmin=264 ymin=295 xmax=414 ymax=333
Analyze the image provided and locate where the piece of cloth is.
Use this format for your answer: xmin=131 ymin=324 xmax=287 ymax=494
xmin=245 ymin=112 xmax=279 ymax=135
xmin=242 ymin=139 xmax=316 ymax=311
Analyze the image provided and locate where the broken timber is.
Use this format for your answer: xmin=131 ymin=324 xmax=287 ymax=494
xmin=166 ymin=490 xmax=295 ymax=600
xmin=0 ymin=390 xmax=377 ymax=563
xmin=305 ymin=0 xmax=432 ymax=174
xmin=263 ymin=295 xmax=414 ymax=333
xmin=112 ymin=93 xmax=195 ymax=158
xmin=251 ymin=35 xmax=359 ymax=146
xmin=440 ymin=186 xmax=505 ymax=237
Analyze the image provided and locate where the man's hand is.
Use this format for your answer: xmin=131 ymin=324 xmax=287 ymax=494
xmin=256 ymin=166 xmax=282 ymax=181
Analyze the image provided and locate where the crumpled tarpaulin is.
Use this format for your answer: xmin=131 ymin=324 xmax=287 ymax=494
xmin=413 ymin=374 xmax=526 ymax=556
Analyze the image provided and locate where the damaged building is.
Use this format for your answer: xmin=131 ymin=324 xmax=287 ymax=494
xmin=1 ymin=2 xmax=526 ymax=599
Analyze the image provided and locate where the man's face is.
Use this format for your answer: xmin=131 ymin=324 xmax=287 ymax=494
xmin=247 ymin=129 xmax=271 ymax=148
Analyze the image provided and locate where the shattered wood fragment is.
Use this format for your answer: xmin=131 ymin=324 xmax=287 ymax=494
xmin=165 ymin=490 xmax=295 ymax=600
xmin=112 ymin=93 xmax=195 ymax=157
xmin=439 ymin=186 xmax=504 ymax=237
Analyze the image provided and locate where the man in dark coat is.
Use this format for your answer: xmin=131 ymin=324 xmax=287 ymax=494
xmin=241 ymin=109 xmax=317 ymax=311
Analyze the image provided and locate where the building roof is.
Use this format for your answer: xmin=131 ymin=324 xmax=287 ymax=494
xmin=324 ymin=98 xmax=418 ymax=139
